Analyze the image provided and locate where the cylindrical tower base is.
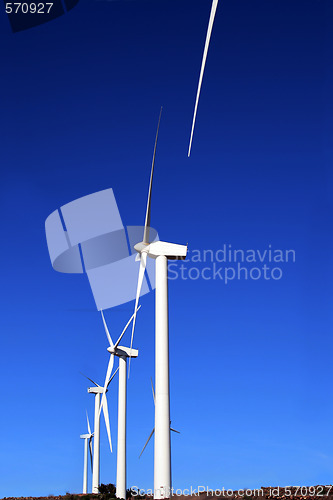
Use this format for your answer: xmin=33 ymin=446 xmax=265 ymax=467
xmin=83 ymin=438 xmax=88 ymax=494
xmin=154 ymin=255 xmax=171 ymax=499
xmin=116 ymin=356 xmax=127 ymax=500
xmin=92 ymin=392 xmax=101 ymax=494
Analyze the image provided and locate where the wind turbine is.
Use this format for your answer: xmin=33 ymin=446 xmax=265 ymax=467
xmin=130 ymin=108 xmax=188 ymax=499
xmin=188 ymin=0 xmax=219 ymax=156
xmin=80 ymin=412 xmax=94 ymax=494
xmin=99 ymin=307 xmax=141 ymax=500
xmin=84 ymin=370 xmax=118 ymax=494
xmin=139 ymin=378 xmax=180 ymax=459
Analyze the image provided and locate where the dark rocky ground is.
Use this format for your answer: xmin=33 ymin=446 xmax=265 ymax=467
xmin=1 ymin=486 xmax=333 ymax=500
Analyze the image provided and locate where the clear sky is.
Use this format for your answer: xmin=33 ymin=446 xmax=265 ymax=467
xmin=0 ymin=0 xmax=332 ymax=497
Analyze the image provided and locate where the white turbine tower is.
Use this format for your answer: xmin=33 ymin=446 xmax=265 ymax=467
xmin=130 ymin=108 xmax=187 ymax=499
xmin=99 ymin=307 xmax=141 ymax=500
xmin=84 ymin=370 xmax=118 ymax=493
xmin=80 ymin=412 xmax=94 ymax=494
xmin=139 ymin=378 xmax=180 ymax=459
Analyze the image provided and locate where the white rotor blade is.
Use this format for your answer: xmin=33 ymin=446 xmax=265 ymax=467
xmin=139 ymin=428 xmax=155 ymax=458
xmin=128 ymin=252 xmax=147 ymax=377
xmin=89 ymin=436 xmax=93 ymax=469
xmin=188 ymin=0 xmax=219 ymax=157
xmin=86 ymin=410 xmax=92 ymax=435
xmin=143 ymin=107 xmax=163 ymax=245
xmin=101 ymin=310 xmax=114 ymax=348
xmin=102 ymin=395 xmax=113 ymax=453
xmin=150 ymin=377 xmax=155 ymax=405
xmin=107 ymin=366 xmax=119 ymax=388
xmin=114 ymin=305 xmax=142 ymax=350
xmin=99 ymin=353 xmax=114 ymax=420
xmin=81 ymin=373 xmax=100 ymax=387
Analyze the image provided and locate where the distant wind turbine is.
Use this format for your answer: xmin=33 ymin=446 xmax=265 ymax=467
xmin=80 ymin=411 xmax=94 ymax=494
xmin=84 ymin=370 xmax=118 ymax=493
xmin=188 ymin=0 xmax=219 ymax=157
xmin=99 ymin=307 xmax=140 ymax=500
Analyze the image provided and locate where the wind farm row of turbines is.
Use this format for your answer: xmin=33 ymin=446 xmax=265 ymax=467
xmin=45 ymin=108 xmax=187 ymax=499
xmin=80 ymin=307 xmax=139 ymax=497
xmin=45 ymin=0 xmax=220 ymax=495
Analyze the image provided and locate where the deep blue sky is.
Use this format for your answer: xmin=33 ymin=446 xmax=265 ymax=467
xmin=0 ymin=0 xmax=332 ymax=496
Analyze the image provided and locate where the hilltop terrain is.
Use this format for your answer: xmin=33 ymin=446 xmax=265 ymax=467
xmin=2 ymin=485 xmax=333 ymax=500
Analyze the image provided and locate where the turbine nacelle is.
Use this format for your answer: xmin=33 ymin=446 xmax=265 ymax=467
xmin=88 ymin=386 xmax=106 ymax=394
xmin=107 ymin=346 xmax=139 ymax=358
xmin=80 ymin=433 xmax=92 ymax=439
xmin=134 ymin=240 xmax=187 ymax=260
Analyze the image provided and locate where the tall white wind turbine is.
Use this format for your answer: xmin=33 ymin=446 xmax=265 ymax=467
xmin=99 ymin=308 xmax=141 ymax=500
xmin=85 ymin=370 xmax=118 ymax=493
xmin=130 ymin=108 xmax=187 ymax=499
xmin=139 ymin=378 xmax=180 ymax=459
xmin=80 ymin=412 xmax=94 ymax=494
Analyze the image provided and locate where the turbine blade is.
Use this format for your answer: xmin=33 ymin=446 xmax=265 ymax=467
xmin=188 ymin=0 xmax=219 ymax=157
xmin=114 ymin=305 xmax=142 ymax=349
xmin=143 ymin=107 xmax=163 ymax=244
xmin=139 ymin=428 xmax=155 ymax=458
xmin=80 ymin=372 xmax=99 ymax=387
xmin=107 ymin=366 xmax=119 ymax=388
xmin=128 ymin=252 xmax=147 ymax=378
xmin=170 ymin=427 xmax=180 ymax=434
xmin=86 ymin=410 xmax=92 ymax=435
xmin=150 ymin=377 xmax=155 ymax=405
xmin=99 ymin=353 xmax=114 ymax=420
xmin=101 ymin=310 xmax=114 ymax=348
xmin=89 ymin=436 xmax=93 ymax=470
xmin=102 ymin=395 xmax=113 ymax=453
